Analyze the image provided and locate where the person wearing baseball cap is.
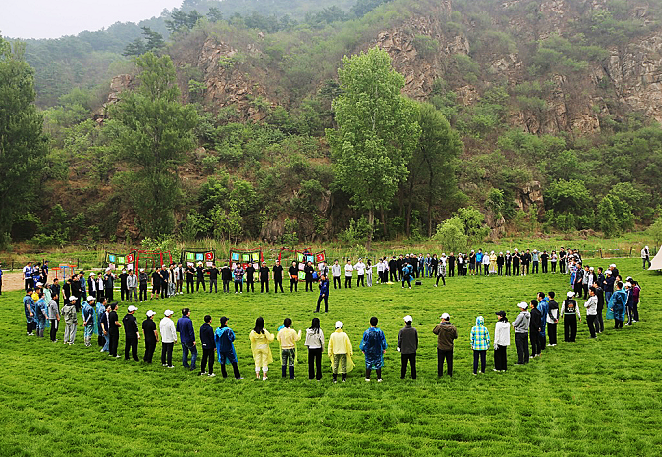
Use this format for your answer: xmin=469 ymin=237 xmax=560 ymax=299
xmin=398 ymin=316 xmax=418 ymax=380
xmin=142 ymin=310 xmax=158 ymax=363
xmin=513 ymin=302 xmax=530 ymax=364
xmin=328 ymin=321 xmax=354 ymax=383
xmin=160 ymin=310 xmax=177 ymax=368
xmin=433 ymin=313 xmax=457 ymax=377
xmin=81 ymin=296 xmax=96 ymax=347
xmin=122 ymin=305 xmax=140 ymax=361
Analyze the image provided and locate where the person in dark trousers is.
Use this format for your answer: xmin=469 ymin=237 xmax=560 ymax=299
xmin=448 ymin=253 xmax=455 ymax=277
xmin=547 ymin=291 xmax=559 ymax=346
xmin=123 ymin=305 xmax=140 ymax=361
xmin=119 ymin=269 xmax=129 ymax=301
xmin=303 ymin=261 xmax=314 ymax=292
xmin=138 ymin=269 xmax=148 ymax=302
xmin=176 ymin=308 xmax=197 ymax=370
xmin=497 ymin=252 xmax=504 ymax=276
xmin=142 ymin=310 xmax=158 ymax=363
xmin=259 ymin=262 xmax=270 ymax=293
xmin=159 ymin=266 xmax=169 ymax=299
xmin=233 ymin=264 xmax=244 ymax=294
xmin=561 ymin=292 xmax=580 ymax=342
xmin=608 ymin=281 xmax=627 ymax=329
xmin=584 ymin=287 xmax=598 ymax=339
xmin=215 ymin=316 xmax=242 ymax=379
xmin=207 ymin=263 xmax=219 ymax=293
xmin=512 ymin=302 xmax=530 ymax=364
xmin=304 ymin=317 xmax=324 ymax=381
xmin=593 ymin=281 xmax=605 ymax=333
xmin=573 ymin=264 xmax=584 ymax=299
xmin=195 ymin=262 xmax=206 ymax=292
xmin=331 ymin=260 xmax=342 ymax=289
xmin=159 ymin=309 xmax=176 ymax=368
xmin=289 ymin=261 xmax=299 ymax=292
xmin=559 ymin=248 xmax=567 ymax=274
xmin=541 ymin=250 xmax=549 ymax=273
xmin=185 ymin=263 xmax=195 ymax=294
xmin=529 ymin=300 xmax=541 ymax=358
xmin=315 ymin=274 xmax=329 ymax=313
xmin=435 ymin=255 xmax=447 ymax=287
xmin=398 ymin=315 xmax=418 ymax=379
xmin=388 ymin=256 xmax=398 ymax=282
xmin=150 ymin=269 xmax=161 ymax=300
xmin=108 ymin=302 xmax=121 ymax=358
xmin=104 ymin=270 xmax=116 ymax=302
xmin=493 ymin=311 xmax=510 ymax=372
xmin=245 ymin=263 xmax=256 ymax=293
xmin=273 ymin=260 xmax=284 ymax=293
xmin=199 ymin=314 xmax=216 ymax=377
xmin=221 ymin=263 xmax=232 ymax=293
xmin=51 ymin=278 xmax=61 ymax=306
xmin=433 ymin=313 xmax=457 ymax=377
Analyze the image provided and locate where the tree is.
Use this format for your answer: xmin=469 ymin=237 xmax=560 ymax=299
xmin=326 ymin=47 xmax=420 ymax=248
xmin=206 ymin=7 xmax=223 ymax=22
xmin=108 ymin=53 xmax=198 ymax=237
xmin=433 ymin=217 xmax=468 ymax=253
xmin=647 ymin=216 xmax=662 ymax=247
xmin=404 ymin=102 xmax=462 ymax=237
xmin=597 ymin=196 xmax=619 ymax=237
xmin=0 ymin=38 xmax=48 ymax=245
xmin=457 ymin=207 xmax=489 ymax=243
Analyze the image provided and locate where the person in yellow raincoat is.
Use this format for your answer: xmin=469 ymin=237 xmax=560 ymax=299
xmin=249 ymin=317 xmax=274 ymax=381
xmin=327 ymin=321 xmax=354 ymax=383
xmin=489 ymin=251 xmax=498 ymax=275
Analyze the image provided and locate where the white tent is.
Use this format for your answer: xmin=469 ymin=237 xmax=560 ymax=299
xmin=649 ymin=248 xmax=662 ymax=270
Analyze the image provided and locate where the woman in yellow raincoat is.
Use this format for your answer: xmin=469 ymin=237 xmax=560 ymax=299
xmin=327 ymin=321 xmax=354 ymax=383
xmin=489 ymin=251 xmax=498 ymax=275
xmin=249 ymin=317 xmax=274 ymax=381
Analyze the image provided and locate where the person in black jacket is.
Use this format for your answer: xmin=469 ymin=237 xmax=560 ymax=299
xmin=207 ymin=264 xmax=219 ymax=293
xmin=123 ymin=305 xmax=140 ymax=361
xmin=273 ymin=260 xmax=284 ymax=293
xmin=185 ymin=263 xmax=195 ymax=293
xmin=221 ymin=263 xmax=232 ymax=293
xmin=108 ymin=302 xmax=121 ymax=358
xmin=138 ymin=269 xmax=148 ymax=302
xmin=71 ymin=276 xmax=82 ymax=311
xmin=142 ymin=310 xmax=158 ymax=363
xmin=529 ymin=300 xmax=542 ymax=358
xmin=547 ymin=291 xmax=559 ymax=346
xmin=199 ymin=314 xmax=215 ymax=377
xmin=195 ymin=262 xmax=206 ymax=292
xmin=159 ymin=266 xmax=169 ymax=299
xmin=246 ymin=263 xmax=256 ymax=293
xmin=448 ymin=253 xmax=455 ymax=277
xmin=497 ymin=252 xmax=504 ymax=276
xmin=304 ymin=261 xmax=314 ymax=292
xmin=119 ymin=269 xmax=129 ymax=301
xmin=289 ymin=261 xmax=299 ymax=292
xmin=388 ymin=256 xmax=398 ymax=282
xmin=259 ymin=262 xmax=270 ymax=293
xmin=104 ymin=270 xmax=116 ymax=302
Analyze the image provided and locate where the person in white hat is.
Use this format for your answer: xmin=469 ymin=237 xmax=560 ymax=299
xmin=160 ymin=310 xmax=177 ymax=367
xmin=122 ymin=305 xmax=140 ymax=361
xmin=81 ymin=296 xmax=96 ymax=347
xmin=142 ymin=310 xmax=158 ymax=363
xmin=398 ymin=316 xmax=418 ymax=379
xmin=61 ymin=296 xmax=78 ymax=345
xmin=505 ymin=250 xmax=512 ymax=276
xmin=512 ymin=302 xmax=530 ymax=364
xmin=561 ymin=291 xmax=580 ymax=342
xmin=327 ymin=321 xmax=354 ymax=383
xmin=433 ymin=313 xmax=457 ymax=376
xmin=641 ymin=245 xmax=650 ymax=269
xmin=435 ymin=254 xmax=447 ymax=287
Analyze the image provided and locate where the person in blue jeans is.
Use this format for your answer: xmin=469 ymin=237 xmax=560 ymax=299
xmin=176 ymin=307 xmax=197 ymax=370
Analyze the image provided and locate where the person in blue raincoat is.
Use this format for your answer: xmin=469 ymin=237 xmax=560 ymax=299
xmin=360 ymin=317 xmax=388 ymax=382
xmin=35 ymin=291 xmax=49 ymax=338
xmin=608 ymin=281 xmax=628 ymax=329
xmin=401 ymin=263 xmax=413 ymax=289
xmin=24 ymin=288 xmax=36 ymax=336
xmin=96 ymin=297 xmax=107 ymax=347
xmin=82 ymin=296 xmax=97 ymax=347
xmin=215 ymin=316 xmax=243 ymax=379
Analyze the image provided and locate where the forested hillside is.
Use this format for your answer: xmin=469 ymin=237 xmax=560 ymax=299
xmin=4 ymin=0 xmax=662 ymax=249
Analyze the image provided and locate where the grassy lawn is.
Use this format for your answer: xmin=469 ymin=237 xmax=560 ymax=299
xmin=1 ymin=257 xmax=660 ymax=456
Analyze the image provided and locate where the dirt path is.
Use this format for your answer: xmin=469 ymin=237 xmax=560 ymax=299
xmin=1 ymin=272 xmax=26 ymax=292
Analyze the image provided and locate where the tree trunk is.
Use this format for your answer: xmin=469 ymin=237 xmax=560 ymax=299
xmin=380 ymin=207 xmax=387 ymax=237
xmin=366 ymin=208 xmax=374 ymax=250
xmin=405 ymin=178 xmax=415 ymax=237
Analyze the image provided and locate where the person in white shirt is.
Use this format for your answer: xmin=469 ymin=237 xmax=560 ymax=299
xmin=331 ymin=260 xmax=342 ymax=289
xmin=366 ymin=260 xmax=373 ymax=287
xmin=641 ymin=246 xmax=650 ymax=269
xmin=584 ymin=287 xmax=598 ymax=339
xmin=376 ymin=259 xmax=384 ymax=284
xmin=354 ymin=259 xmax=366 ymax=287
xmin=344 ymin=260 xmax=353 ymax=289
xmin=159 ymin=309 xmax=177 ymax=368
xmin=493 ymin=310 xmax=510 ymax=372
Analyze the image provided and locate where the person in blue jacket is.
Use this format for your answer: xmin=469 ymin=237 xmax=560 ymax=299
xmin=608 ymin=281 xmax=628 ymax=329
xmin=176 ymin=308 xmax=197 ymax=371
xmin=401 ymin=263 xmax=413 ymax=289
xmin=536 ymin=292 xmax=549 ymax=352
xmin=315 ymin=274 xmax=329 ymax=313
xmin=215 ymin=316 xmax=242 ymax=379
xmin=360 ymin=317 xmax=388 ymax=382
xmin=199 ymin=315 xmax=216 ymax=377
xmin=24 ymin=288 xmax=36 ymax=336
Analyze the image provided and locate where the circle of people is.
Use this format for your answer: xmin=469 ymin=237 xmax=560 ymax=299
xmin=21 ymin=248 xmax=642 ymax=380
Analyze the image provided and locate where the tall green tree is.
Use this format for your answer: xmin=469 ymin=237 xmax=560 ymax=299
xmin=403 ymin=102 xmax=462 ymax=237
xmin=327 ymin=47 xmax=420 ymax=248
xmin=0 ymin=38 xmax=48 ymax=244
xmin=108 ymin=52 xmax=197 ymax=237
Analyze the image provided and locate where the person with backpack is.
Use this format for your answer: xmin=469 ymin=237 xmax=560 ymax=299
xmin=304 ymin=317 xmax=325 ymax=381
xmin=215 ymin=316 xmax=242 ymax=379
xmin=561 ymin=291 xmax=581 ymax=342
xmin=360 ymin=317 xmax=388 ymax=382
xmin=470 ymin=315 xmax=490 ymax=375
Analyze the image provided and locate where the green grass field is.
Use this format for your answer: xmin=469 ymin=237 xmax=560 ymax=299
xmin=1 ymin=257 xmax=660 ymax=456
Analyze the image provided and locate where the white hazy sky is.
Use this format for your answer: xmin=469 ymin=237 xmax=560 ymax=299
xmin=1 ymin=0 xmax=184 ymax=39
